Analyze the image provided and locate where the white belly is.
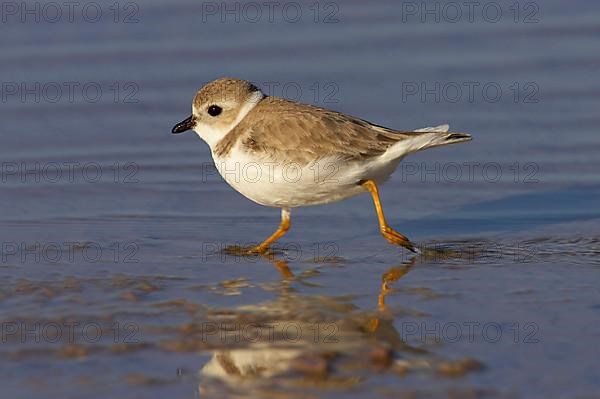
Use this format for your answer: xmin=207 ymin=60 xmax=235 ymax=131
xmin=212 ymin=147 xmax=399 ymax=208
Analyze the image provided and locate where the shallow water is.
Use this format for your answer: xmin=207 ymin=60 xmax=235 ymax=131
xmin=1 ymin=0 xmax=600 ymax=398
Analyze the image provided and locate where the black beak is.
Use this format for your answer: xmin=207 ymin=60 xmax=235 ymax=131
xmin=172 ymin=115 xmax=195 ymax=134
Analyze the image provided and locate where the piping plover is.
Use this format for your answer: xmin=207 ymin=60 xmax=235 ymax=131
xmin=172 ymin=78 xmax=472 ymax=253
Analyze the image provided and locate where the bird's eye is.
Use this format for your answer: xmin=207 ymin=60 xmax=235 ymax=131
xmin=207 ymin=105 xmax=222 ymax=117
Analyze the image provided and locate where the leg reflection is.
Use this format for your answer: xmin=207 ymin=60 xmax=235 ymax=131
xmin=366 ymin=257 xmax=416 ymax=333
xmin=378 ymin=257 xmax=416 ymax=310
xmin=259 ymin=252 xmax=416 ymax=311
xmin=260 ymin=252 xmax=294 ymax=279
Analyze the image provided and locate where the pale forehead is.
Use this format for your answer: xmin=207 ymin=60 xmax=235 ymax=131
xmin=193 ymin=78 xmax=260 ymax=109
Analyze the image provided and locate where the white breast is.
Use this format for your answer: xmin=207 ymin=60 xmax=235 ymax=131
xmin=211 ymin=144 xmax=399 ymax=208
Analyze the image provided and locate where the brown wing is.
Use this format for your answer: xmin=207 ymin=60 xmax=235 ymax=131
xmin=215 ymin=97 xmax=421 ymax=164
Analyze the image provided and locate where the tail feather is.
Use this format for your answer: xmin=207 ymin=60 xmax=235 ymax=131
xmin=411 ymin=123 xmax=472 ymax=149
xmin=414 ymin=124 xmax=450 ymax=133
xmin=441 ymin=132 xmax=472 ymax=144
xmin=382 ymin=124 xmax=472 ymax=161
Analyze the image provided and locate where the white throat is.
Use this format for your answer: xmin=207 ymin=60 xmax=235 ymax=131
xmin=193 ymin=90 xmax=264 ymax=150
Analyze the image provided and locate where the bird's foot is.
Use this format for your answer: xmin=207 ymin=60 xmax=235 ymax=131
xmin=221 ymin=245 xmax=270 ymax=256
xmin=380 ymin=226 xmax=420 ymax=254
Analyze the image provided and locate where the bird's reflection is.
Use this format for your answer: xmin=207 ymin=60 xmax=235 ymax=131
xmin=198 ymin=253 xmax=429 ymax=395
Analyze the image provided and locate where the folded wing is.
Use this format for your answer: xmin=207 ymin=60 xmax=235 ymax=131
xmin=217 ymin=97 xmax=470 ymax=164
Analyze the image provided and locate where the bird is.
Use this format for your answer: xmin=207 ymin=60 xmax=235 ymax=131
xmin=172 ymin=77 xmax=471 ymax=254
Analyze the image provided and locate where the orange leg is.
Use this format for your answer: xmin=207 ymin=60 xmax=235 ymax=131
xmin=361 ymin=180 xmax=418 ymax=253
xmin=251 ymin=208 xmax=291 ymax=254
